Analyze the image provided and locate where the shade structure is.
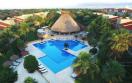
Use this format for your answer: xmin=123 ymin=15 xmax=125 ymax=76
xmin=43 ymin=34 xmax=50 ymax=39
xmin=10 ymin=55 xmax=19 ymax=61
xmin=51 ymin=11 xmax=80 ymax=33
xmin=3 ymin=60 xmax=12 ymax=67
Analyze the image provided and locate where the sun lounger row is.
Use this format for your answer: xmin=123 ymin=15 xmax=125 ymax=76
xmin=52 ymin=37 xmax=76 ymax=40
xmin=71 ymin=72 xmax=78 ymax=79
xmin=38 ymin=64 xmax=48 ymax=73
xmin=9 ymin=58 xmax=23 ymax=70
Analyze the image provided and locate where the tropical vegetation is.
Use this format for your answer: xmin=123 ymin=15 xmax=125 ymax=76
xmin=24 ymin=55 xmax=39 ymax=73
xmin=0 ymin=68 xmax=18 ymax=83
xmin=73 ymin=12 xmax=132 ymax=83
xmin=0 ymin=9 xmax=131 ymax=83
xmin=24 ymin=77 xmax=38 ymax=83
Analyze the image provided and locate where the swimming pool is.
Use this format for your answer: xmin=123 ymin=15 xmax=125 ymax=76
xmin=33 ymin=40 xmax=87 ymax=73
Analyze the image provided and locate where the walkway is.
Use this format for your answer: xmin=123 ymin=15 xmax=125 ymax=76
xmin=15 ymin=60 xmax=48 ymax=83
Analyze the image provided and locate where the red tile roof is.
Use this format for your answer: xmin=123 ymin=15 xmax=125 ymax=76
xmin=0 ymin=21 xmax=10 ymax=30
xmin=14 ymin=17 xmax=24 ymax=23
xmin=121 ymin=21 xmax=132 ymax=25
xmin=15 ymin=19 xmax=23 ymax=23
xmin=122 ymin=23 xmax=132 ymax=30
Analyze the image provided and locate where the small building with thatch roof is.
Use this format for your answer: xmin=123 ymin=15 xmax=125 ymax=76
xmin=51 ymin=11 xmax=80 ymax=33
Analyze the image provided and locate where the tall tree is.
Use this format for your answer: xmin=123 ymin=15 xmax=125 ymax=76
xmin=110 ymin=29 xmax=131 ymax=58
xmin=101 ymin=60 xmax=125 ymax=83
xmin=18 ymin=22 xmax=30 ymax=41
xmin=73 ymin=52 xmax=100 ymax=79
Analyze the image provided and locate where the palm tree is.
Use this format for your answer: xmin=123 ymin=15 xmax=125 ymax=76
xmin=16 ymin=39 xmax=25 ymax=50
xmin=19 ymin=22 xmax=30 ymax=41
xmin=110 ymin=30 xmax=131 ymax=58
xmin=111 ymin=33 xmax=128 ymax=52
xmin=10 ymin=25 xmax=20 ymax=38
xmin=2 ymin=28 xmax=15 ymax=41
xmin=101 ymin=60 xmax=125 ymax=83
xmin=34 ymin=15 xmax=45 ymax=27
xmin=45 ymin=10 xmax=60 ymax=27
xmin=128 ymin=34 xmax=132 ymax=47
xmin=73 ymin=52 xmax=100 ymax=79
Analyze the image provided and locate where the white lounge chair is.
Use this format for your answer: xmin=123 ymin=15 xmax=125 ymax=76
xmin=9 ymin=65 xmax=17 ymax=69
xmin=71 ymin=72 xmax=78 ymax=78
xmin=15 ymin=58 xmax=23 ymax=63
xmin=39 ymin=66 xmax=46 ymax=70
xmin=12 ymin=61 xmax=20 ymax=66
xmin=41 ymin=70 xmax=48 ymax=73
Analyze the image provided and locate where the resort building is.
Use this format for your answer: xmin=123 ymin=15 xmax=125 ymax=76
xmin=14 ymin=14 xmax=33 ymax=23
xmin=94 ymin=12 xmax=132 ymax=30
xmin=0 ymin=12 xmax=48 ymax=30
xmin=14 ymin=12 xmax=48 ymax=23
xmin=100 ymin=8 xmax=132 ymax=17
xmin=3 ymin=17 xmax=16 ymax=25
xmin=120 ymin=18 xmax=132 ymax=30
xmin=0 ymin=20 xmax=11 ymax=30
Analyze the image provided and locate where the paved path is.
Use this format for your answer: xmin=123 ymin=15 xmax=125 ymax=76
xmin=15 ymin=60 xmax=48 ymax=83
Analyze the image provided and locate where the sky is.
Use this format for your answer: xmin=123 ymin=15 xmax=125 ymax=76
xmin=0 ymin=0 xmax=132 ymax=9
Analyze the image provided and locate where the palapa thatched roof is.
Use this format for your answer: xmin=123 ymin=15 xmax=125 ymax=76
xmin=51 ymin=11 xmax=80 ymax=33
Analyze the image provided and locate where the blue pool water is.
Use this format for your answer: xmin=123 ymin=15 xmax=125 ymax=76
xmin=33 ymin=40 xmax=87 ymax=73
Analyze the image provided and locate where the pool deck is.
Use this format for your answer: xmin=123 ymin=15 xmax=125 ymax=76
xmin=20 ymin=35 xmax=92 ymax=83
xmin=26 ymin=41 xmax=46 ymax=58
xmin=15 ymin=60 xmax=48 ymax=83
xmin=25 ymin=39 xmax=91 ymax=83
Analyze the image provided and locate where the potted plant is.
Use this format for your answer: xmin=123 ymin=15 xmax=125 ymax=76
xmin=64 ymin=43 xmax=69 ymax=50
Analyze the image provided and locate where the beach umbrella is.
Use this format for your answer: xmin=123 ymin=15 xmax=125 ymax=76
xmin=10 ymin=55 xmax=19 ymax=61
xmin=3 ymin=60 xmax=12 ymax=67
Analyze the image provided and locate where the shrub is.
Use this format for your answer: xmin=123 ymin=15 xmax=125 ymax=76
xmin=24 ymin=55 xmax=38 ymax=73
xmin=24 ymin=77 xmax=37 ymax=83
xmin=0 ymin=68 xmax=18 ymax=83
xmin=89 ymin=47 xmax=98 ymax=55
xmin=16 ymin=39 xmax=25 ymax=49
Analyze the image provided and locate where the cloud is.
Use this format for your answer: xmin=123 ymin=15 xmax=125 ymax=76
xmin=77 ymin=2 xmax=132 ymax=8
xmin=0 ymin=0 xmax=132 ymax=9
